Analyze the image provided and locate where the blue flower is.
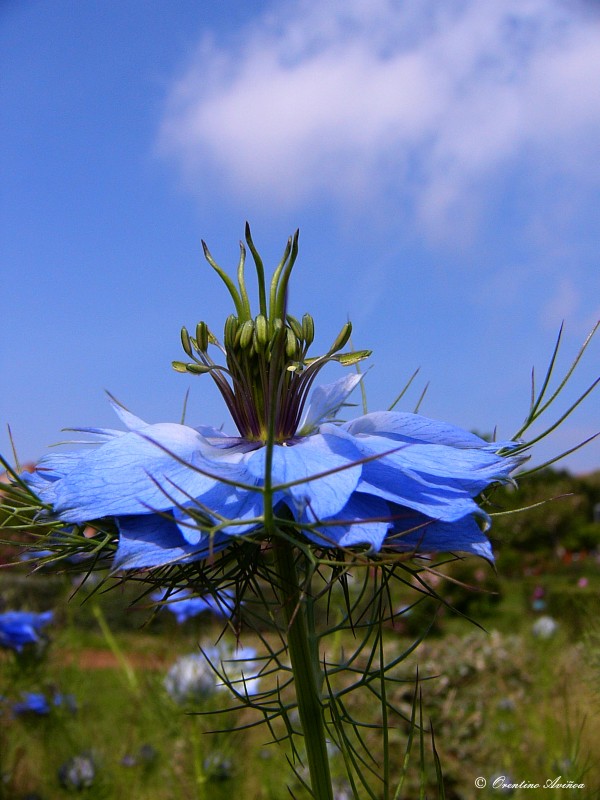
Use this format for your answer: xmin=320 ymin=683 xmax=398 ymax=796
xmin=25 ymin=377 xmax=522 ymax=568
xmin=121 ymin=744 xmax=157 ymax=768
xmin=203 ymin=751 xmax=234 ymax=781
xmin=12 ymin=691 xmax=51 ymax=715
xmin=0 ymin=610 xmax=54 ymax=652
xmin=23 ymin=229 xmax=524 ymax=569
xmin=164 ymin=643 xmax=261 ymax=703
xmin=151 ymin=587 xmax=236 ymax=623
xmin=531 ymin=615 xmax=558 ymax=638
xmin=58 ymin=753 xmax=96 ymax=790
xmin=53 ymin=691 xmax=78 ymax=713
xmin=164 ymin=652 xmax=219 ymax=702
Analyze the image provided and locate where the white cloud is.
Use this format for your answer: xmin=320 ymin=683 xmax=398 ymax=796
xmin=159 ymin=0 xmax=600 ymax=236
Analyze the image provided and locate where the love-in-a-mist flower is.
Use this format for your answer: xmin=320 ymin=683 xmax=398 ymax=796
xmin=11 ymin=691 xmax=51 ymax=716
xmin=0 ymin=610 xmax=54 ymax=652
xmin=58 ymin=754 xmax=96 ymax=791
xmin=151 ymin=587 xmax=236 ymax=623
xmin=25 ymin=226 xmax=524 ymax=569
xmin=165 ymin=643 xmax=261 ymax=703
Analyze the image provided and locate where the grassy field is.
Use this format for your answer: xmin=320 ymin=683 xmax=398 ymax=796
xmin=1 ymin=564 xmax=599 ymax=800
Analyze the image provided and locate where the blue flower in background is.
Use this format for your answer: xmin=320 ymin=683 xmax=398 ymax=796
xmin=2 ymin=689 xmax=76 ymax=717
xmin=18 ymin=549 xmax=54 ymax=561
xmin=23 ymin=229 xmax=525 ymax=569
xmin=53 ymin=691 xmax=78 ymax=714
xmin=203 ymin=751 xmax=234 ymax=781
xmin=164 ymin=652 xmax=219 ymax=702
xmin=0 ymin=610 xmax=53 ymax=652
xmin=58 ymin=753 xmax=96 ymax=791
xmin=531 ymin=615 xmax=558 ymax=638
xmin=152 ymin=587 xmax=236 ymax=623
xmin=165 ymin=643 xmax=261 ymax=704
xmin=12 ymin=691 xmax=51 ymax=715
xmin=121 ymin=743 xmax=157 ymax=768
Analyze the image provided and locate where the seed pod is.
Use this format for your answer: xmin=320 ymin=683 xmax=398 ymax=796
xmin=196 ymin=321 xmax=209 ymax=352
xmin=180 ymin=327 xmax=193 ymax=358
xmin=224 ymin=315 xmax=239 ymax=349
xmin=255 ymin=314 xmax=269 ymax=348
xmin=239 ymin=319 xmax=255 ymax=349
xmin=329 ymin=321 xmax=352 ymax=353
xmin=302 ymin=313 xmax=314 ymax=347
xmin=285 ymin=327 xmax=298 ymax=358
xmin=334 ymin=349 xmax=372 ymax=366
xmin=186 ymin=363 xmax=212 ymax=375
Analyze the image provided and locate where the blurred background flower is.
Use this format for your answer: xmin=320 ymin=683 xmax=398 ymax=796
xmin=164 ymin=643 xmax=261 ymax=704
xmin=0 ymin=610 xmax=53 ymax=653
xmin=531 ymin=615 xmax=558 ymax=638
xmin=151 ymin=587 xmax=237 ymax=624
xmin=57 ymin=753 xmax=96 ymax=791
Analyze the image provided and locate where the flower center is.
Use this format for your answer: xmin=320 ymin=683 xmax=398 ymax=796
xmin=173 ymin=225 xmax=370 ymax=443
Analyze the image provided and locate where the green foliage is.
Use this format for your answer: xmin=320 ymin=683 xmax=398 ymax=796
xmin=388 ymin=628 xmax=598 ymax=798
xmin=487 ymin=468 xmax=600 ymax=571
xmin=2 ymin=560 xmax=599 ymax=799
xmin=544 ymin=582 xmax=600 ymax=640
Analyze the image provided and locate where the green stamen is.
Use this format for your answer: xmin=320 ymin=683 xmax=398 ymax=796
xmin=174 ymin=226 xmax=371 ymax=442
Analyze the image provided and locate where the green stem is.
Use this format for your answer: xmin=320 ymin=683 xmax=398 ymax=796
xmin=92 ymin=604 xmax=139 ymax=695
xmin=260 ymin=295 xmax=332 ymax=798
xmin=272 ymin=538 xmax=334 ymax=800
xmin=189 ymin=717 xmax=207 ymax=800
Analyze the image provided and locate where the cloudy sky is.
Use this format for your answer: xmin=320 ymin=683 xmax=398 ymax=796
xmin=1 ymin=0 xmax=599 ymax=473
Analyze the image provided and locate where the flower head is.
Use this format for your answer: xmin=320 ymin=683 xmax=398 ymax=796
xmin=152 ymin=587 xmax=236 ymax=623
xmin=203 ymin=751 xmax=234 ymax=781
xmin=58 ymin=753 xmax=96 ymax=791
xmin=0 ymin=610 xmax=54 ymax=652
xmin=531 ymin=615 xmax=558 ymax=638
xmin=165 ymin=643 xmax=261 ymax=703
xmin=12 ymin=691 xmax=51 ymax=715
xmin=23 ymin=228 xmax=524 ymax=569
xmin=164 ymin=652 xmax=217 ymax=702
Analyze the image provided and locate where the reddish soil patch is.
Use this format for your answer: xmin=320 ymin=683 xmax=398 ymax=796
xmin=62 ymin=648 xmax=170 ymax=670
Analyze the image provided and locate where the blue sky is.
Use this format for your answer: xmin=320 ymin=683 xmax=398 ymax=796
xmin=1 ymin=0 xmax=599 ymax=474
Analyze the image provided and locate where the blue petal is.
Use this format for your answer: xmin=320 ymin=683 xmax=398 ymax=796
xmin=343 ymin=411 xmax=495 ymax=448
xmin=114 ymin=514 xmax=229 ymax=569
xmin=194 ymin=425 xmax=232 ymax=439
xmin=298 ymin=374 xmax=362 ymax=434
xmin=153 ymin=588 xmax=236 ymax=622
xmin=323 ymin=424 xmax=517 ymax=523
xmin=244 ymin=432 xmax=362 ymax=520
xmin=172 ymin=484 xmax=264 ymax=543
xmin=45 ymin=423 xmax=257 ymax=523
xmin=385 ymin=509 xmax=494 ymax=561
xmin=24 ymin=452 xmax=83 ymax=489
xmin=106 ymin=393 xmax=150 ymax=431
xmin=303 ymin=492 xmax=392 ymax=551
